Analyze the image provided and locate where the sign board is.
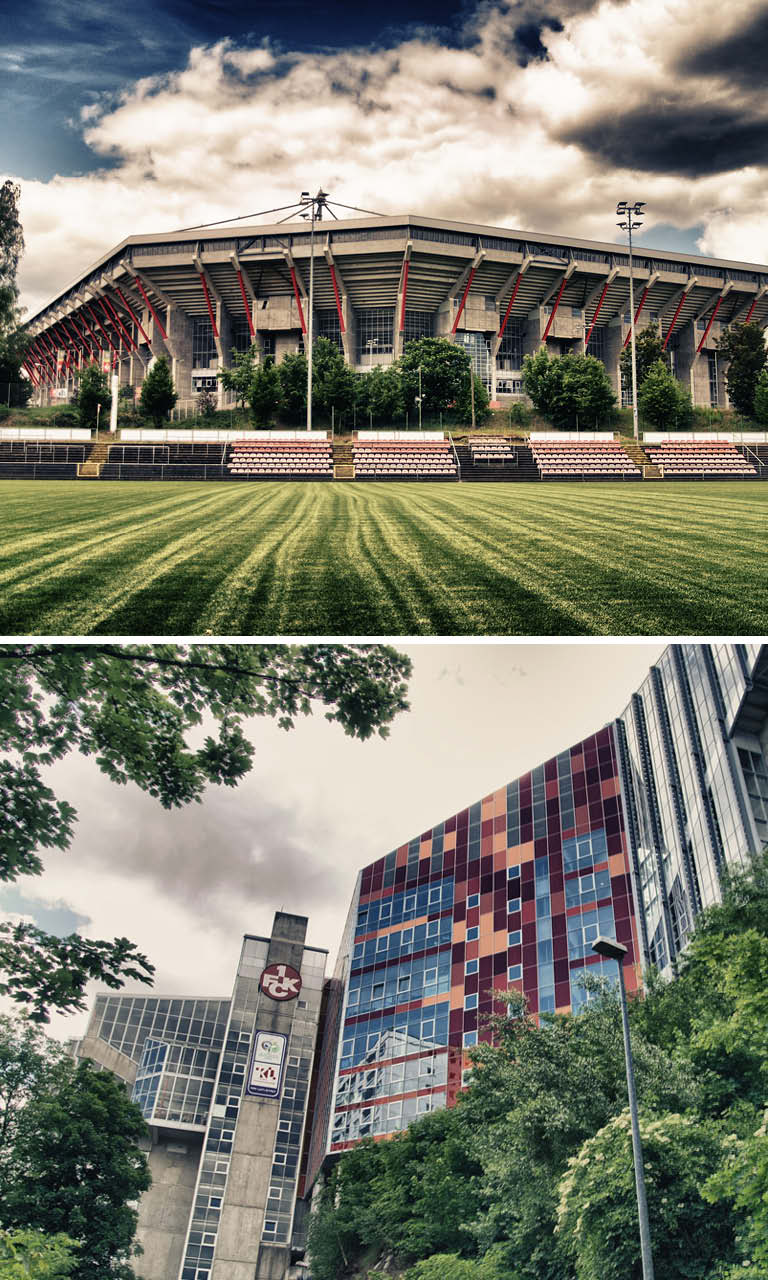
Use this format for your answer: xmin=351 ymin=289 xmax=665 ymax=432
xmin=245 ymin=1030 xmax=287 ymax=1099
xmin=260 ymin=963 xmax=302 ymax=1002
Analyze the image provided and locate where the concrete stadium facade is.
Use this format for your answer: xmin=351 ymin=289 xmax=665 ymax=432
xmin=24 ymin=214 xmax=768 ymax=411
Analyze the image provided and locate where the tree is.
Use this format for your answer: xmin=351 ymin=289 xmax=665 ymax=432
xmin=277 ymin=351 xmax=307 ymax=423
xmin=139 ymin=357 xmax=177 ymax=426
xmin=753 ymin=368 xmax=768 ymax=426
xmin=218 ymin=344 xmax=260 ymax=409
xmin=399 ymin=338 xmax=474 ymax=419
xmin=454 ymin=373 xmax=491 ymax=427
xmin=556 ymin=1110 xmax=736 ymax=1280
xmin=0 ymin=1229 xmax=77 ymax=1279
xmin=0 ymin=181 xmax=24 ymax=335
xmin=196 ymin=388 xmax=216 ymax=418
xmin=0 ymin=644 xmax=411 ymax=1022
xmin=312 ymin=337 xmax=357 ymax=425
xmin=355 ymin=365 xmax=404 ymax=426
xmin=717 ymin=323 xmax=767 ymax=416
xmin=637 ymin=359 xmax=692 ymax=430
xmin=1 ymin=1057 xmax=150 ymax=1280
xmin=522 ymin=349 xmax=616 ymax=428
xmin=619 ymin=325 xmax=668 ymax=393
xmin=75 ymin=363 xmax=111 ymax=431
xmin=248 ymin=356 xmax=281 ymax=427
xmin=703 ymin=1106 xmax=768 ymax=1276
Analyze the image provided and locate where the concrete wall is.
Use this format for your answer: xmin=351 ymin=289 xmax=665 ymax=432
xmin=135 ymin=1138 xmax=202 ymax=1280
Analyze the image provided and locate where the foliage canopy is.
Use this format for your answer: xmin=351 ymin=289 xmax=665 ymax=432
xmin=0 ymin=643 xmax=411 ymax=1020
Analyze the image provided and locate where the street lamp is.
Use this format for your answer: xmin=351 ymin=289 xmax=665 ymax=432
xmin=299 ymin=188 xmax=329 ymax=431
xmin=366 ymin=337 xmax=378 ymax=367
xmin=592 ymin=935 xmax=655 ymax=1280
xmin=616 ymin=200 xmax=645 ymax=441
xmin=417 ymin=364 xmax=423 ymax=430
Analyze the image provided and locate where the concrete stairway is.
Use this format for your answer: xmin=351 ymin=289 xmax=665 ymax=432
xmin=621 ymin=438 xmax=662 ymax=479
xmin=333 ymin=438 xmax=355 ymax=480
xmin=77 ymin=439 xmax=111 ymax=478
xmin=454 ymin=438 xmax=540 ymax=482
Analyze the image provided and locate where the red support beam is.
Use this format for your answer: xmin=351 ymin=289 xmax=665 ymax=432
xmin=622 ymin=287 xmax=650 ymax=349
xmin=541 ymin=276 xmax=567 ymax=341
xmin=63 ymin=318 xmax=88 ymax=355
xmin=498 ymin=272 xmax=524 ymax=340
xmin=101 ymin=295 xmax=139 ymax=353
xmin=85 ymin=302 xmax=120 ymax=358
xmin=72 ymin=312 xmax=100 ymax=360
xmin=289 ymin=267 xmax=307 ymax=334
xmin=662 ymin=293 xmax=687 ymax=350
xmin=329 ymin=265 xmax=346 ymax=335
xmin=743 ymin=296 xmax=759 ymax=325
xmin=114 ymin=287 xmax=152 ymax=345
xmin=40 ymin=334 xmax=60 ymax=376
xmin=451 ymin=266 xmax=477 ymax=335
xmin=584 ymin=280 xmax=611 ymax=350
xmin=696 ymin=296 xmax=724 ymax=354
xmin=32 ymin=342 xmax=55 ymax=380
xmin=22 ymin=360 xmax=39 ymax=389
xmin=134 ymin=276 xmax=168 ymax=341
xmin=198 ymin=271 xmax=219 ymax=339
xmin=399 ymin=260 xmax=410 ymax=333
xmin=234 ymin=267 xmax=255 ymax=338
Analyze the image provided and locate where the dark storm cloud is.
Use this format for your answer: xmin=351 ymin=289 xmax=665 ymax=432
xmin=559 ymin=103 xmax=768 ymax=178
xmin=680 ymin=11 xmax=768 ymax=89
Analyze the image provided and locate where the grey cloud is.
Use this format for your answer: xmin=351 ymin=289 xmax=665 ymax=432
xmin=63 ymin=768 xmax=346 ymax=928
xmin=680 ymin=11 xmax=768 ymax=89
xmin=559 ymin=104 xmax=768 ymax=178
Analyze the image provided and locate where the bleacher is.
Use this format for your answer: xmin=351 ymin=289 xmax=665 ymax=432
xmin=531 ymin=439 xmax=641 ymax=480
xmin=352 ymin=440 xmax=458 ymax=481
xmin=99 ymin=441 xmax=228 ymax=481
xmin=0 ymin=440 xmax=86 ymax=480
xmin=645 ymin=441 xmax=757 ymax=478
xmin=468 ymin=436 xmax=515 ymax=462
xmin=225 ymin=439 xmax=333 ymax=480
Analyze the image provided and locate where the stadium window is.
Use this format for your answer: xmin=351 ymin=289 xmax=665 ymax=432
xmin=464 ymin=993 xmax=478 ymax=1009
xmin=231 ymin=317 xmax=252 ymax=353
xmin=192 ymin=317 xmax=217 ymax=368
xmin=316 ymin=308 xmax=344 ymax=352
xmin=508 ymin=930 xmax=521 ymax=947
xmin=462 ymin=1031 xmax=478 ymax=1047
xmin=466 ymin=926 xmax=479 ymax=941
xmin=357 ymin=308 xmax=394 ymax=361
xmin=467 ymin=893 xmax=479 ymax=909
xmin=465 ymin=959 xmax=478 ymax=975
xmin=403 ymin=310 xmax=434 ymax=347
xmin=508 ymin=964 xmax=522 ymax=981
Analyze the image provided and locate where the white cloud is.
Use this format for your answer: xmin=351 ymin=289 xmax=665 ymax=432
xmin=9 ymin=0 xmax=768 ymax=319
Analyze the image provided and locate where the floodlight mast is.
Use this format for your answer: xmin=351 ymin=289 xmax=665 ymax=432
xmin=592 ymin=935 xmax=655 ymax=1280
xmin=617 ymin=201 xmax=645 ymax=441
xmin=300 ymin=189 xmax=329 ymax=431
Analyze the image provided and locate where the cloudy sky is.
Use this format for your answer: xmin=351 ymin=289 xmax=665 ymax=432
xmin=0 ymin=640 xmax=663 ymax=1044
xmin=4 ymin=0 xmax=768 ymax=319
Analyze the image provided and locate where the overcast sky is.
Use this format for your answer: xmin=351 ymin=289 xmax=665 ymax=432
xmin=5 ymin=0 xmax=768 ymax=319
xmin=0 ymin=640 xmax=664 ymax=1044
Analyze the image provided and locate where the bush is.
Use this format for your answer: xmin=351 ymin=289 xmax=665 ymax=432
xmin=0 ymin=405 xmax=9 ymax=422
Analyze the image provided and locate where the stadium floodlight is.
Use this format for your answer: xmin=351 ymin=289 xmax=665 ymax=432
xmin=616 ymin=200 xmax=645 ymax=440
xmin=592 ymin=936 xmax=655 ymax=1280
xmin=297 ymin=190 xmax=331 ymax=431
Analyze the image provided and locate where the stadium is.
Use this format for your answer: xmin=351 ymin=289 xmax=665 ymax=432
xmin=21 ymin=211 xmax=768 ymax=409
xmin=67 ymin=642 xmax=768 ymax=1280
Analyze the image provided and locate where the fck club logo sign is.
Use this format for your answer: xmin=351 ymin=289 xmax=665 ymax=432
xmin=260 ymin=963 xmax=302 ymax=1002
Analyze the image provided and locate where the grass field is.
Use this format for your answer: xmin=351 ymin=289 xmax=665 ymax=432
xmin=1 ymin=480 xmax=766 ymax=636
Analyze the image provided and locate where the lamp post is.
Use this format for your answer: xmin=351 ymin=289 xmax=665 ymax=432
xmin=592 ymin=936 xmax=655 ymax=1280
xmin=299 ymin=189 xmax=328 ymax=432
xmin=417 ymin=364 xmax=423 ymax=430
xmin=366 ymin=337 xmax=378 ymax=367
xmin=616 ymin=201 xmax=645 ymax=440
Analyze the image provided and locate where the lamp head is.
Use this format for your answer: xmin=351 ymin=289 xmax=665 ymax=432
xmin=592 ymin=936 xmax=628 ymax=962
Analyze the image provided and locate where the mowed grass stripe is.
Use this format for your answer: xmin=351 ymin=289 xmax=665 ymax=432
xmin=0 ymin=480 xmax=765 ymax=635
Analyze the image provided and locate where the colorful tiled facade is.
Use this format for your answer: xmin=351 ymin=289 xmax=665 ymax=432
xmin=325 ymin=723 xmax=642 ymax=1155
